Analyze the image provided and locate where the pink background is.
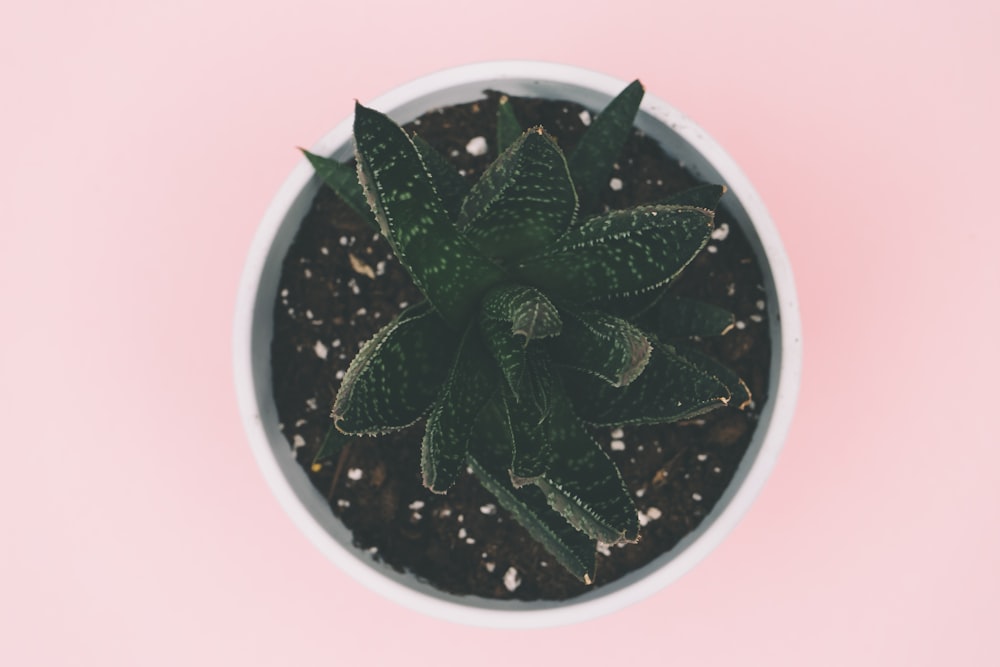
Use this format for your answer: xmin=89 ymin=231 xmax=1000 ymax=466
xmin=3 ymin=0 xmax=998 ymax=664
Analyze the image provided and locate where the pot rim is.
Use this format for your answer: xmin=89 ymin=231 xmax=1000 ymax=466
xmin=233 ymin=60 xmax=801 ymax=628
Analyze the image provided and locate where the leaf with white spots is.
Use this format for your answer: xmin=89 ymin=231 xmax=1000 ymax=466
xmin=468 ymin=408 xmax=596 ymax=583
xmin=515 ymin=204 xmax=714 ymax=303
xmin=525 ymin=386 xmax=639 ymax=544
xmin=457 ymin=127 xmax=577 ymax=261
xmin=422 ymin=327 xmax=499 ymax=493
xmin=568 ymin=79 xmax=644 ymax=213
xmin=565 ymin=343 xmax=732 ymax=427
xmin=481 ymin=284 xmax=562 ymax=342
xmin=545 ymin=308 xmax=651 ymax=387
xmin=412 ymin=134 xmax=469 ymax=220
xmin=332 ymin=302 xmax=457 ymax=434
xmin=353 ymin=103 xmax=505 ymax=328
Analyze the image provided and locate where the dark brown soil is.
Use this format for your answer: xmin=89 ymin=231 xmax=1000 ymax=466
xmin=269 ymin=91 xmax=771 ymax=601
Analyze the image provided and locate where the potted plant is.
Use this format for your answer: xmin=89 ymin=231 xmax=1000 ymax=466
xmin=233 ymin=61 xmax=801 ymax=627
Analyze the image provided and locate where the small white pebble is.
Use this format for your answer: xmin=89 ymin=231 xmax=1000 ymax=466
xmin=484 ymin=561 xmax=496 ymax=573
xmin=313 ymin=340 xmax=328 ymax=359
xmin=320 ymin=247 xmax=329 ymax=255
xmin=727 ymin=283 xmax=736 ymax=297
xmin=458 ymin=528 xmax=467 ymax=539
xmin=294 ymin=419 xmax=307 ymax=428
xmin=579 ymin=109 xmax=592 ymax=126
xmin=596 ymin=543 xmax=612 ymax=557
xmin=756 ymin=299 xmax=766 ymax=311
xmin=408 ymin=500 xmax=425 ymax=510
xmin=465 ymin=537 xmax=476 ymax=545
xmin=713 ymin=466 xmax=722 ymax=474
xmin=646 ymin=507 xmax=662 ymax=520
xmin=339 ymin=236 xmax=349 ymax=246
xmin=337 ymin=499 xmax=350 ymax=508
xmin=480 ymin=504 xmax=497 ymax=515
xmin=304 ymin=268 xmax=312 ymax=278
xmin=735 ymin=320 xmax=747 ymax=330
xmin=465 ymin=136 xmax=488 ymax=156
xmin=638 ymin=511 xmax=651 ymax=527
xmin=356 ymin=307 xmax=367 ymax=316
xmin=692 ymin=492 xmax=703 ymax=501
xmin=331 ymin=339 xmax=341 ymax=348
xmin=292 ymin=434 xmax=306 ymax=449
xmin=305 ymin=398 xmax=318 ymax=411
xmin=335 ymin=370 xmax=345 ymax=380
xmin=449 ymin=149 xmax=460 ymax=157
xmin=706 ymin=244 xmax=718 ymax=254
xmin=347 ymin=468 xmax=363 ymax=481
xmin=280 ymin=288 xmax=289 ymax=298
xmin=610 ymin=439 xmax=626 ymax=451
xmin=611 ymin=427 xmax=624 ymax=439
xmin=503 ymin=567 xmax=522 ymax=592
xmin=412 ymin=512 xmax=422 ymax=521
xmin=750 ymin=314 xmax=764 ymax=323
xmin=697 ymin=453 xmax=708 ymax=462
xmin=711 ymin=223 xmax=730 ymax=241
xmin=609 ymin=177 xmax=623 ymax=191
xmin=635 ymin=487 xmax=646 ymax=498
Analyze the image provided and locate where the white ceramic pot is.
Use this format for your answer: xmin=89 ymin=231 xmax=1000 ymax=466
xmin=233 ymin=61 xmax=802 ymax=628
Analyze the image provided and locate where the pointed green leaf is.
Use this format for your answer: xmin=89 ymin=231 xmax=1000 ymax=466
xmin=565 ymin=343 xmax=732 ymax=427
xmin=353 ymin=103 xmax=505 ymax=328
xmin=515 ymin=204 xmax=714 ymax=303
xmin=674 ymin=344 xmax=752 ymax=410
xmin=568 ymin=79 xmax=644 ymax=213
xmin=528 ymin=387 xmax=639 ymax=544
xmin=546 ymin=309 xmax=651 ymax=387
xmin=481 ymin=284 xmax=562 ymax=342
xmin=495 ymin=94 xmax=523 ymax=154
xmin=332 ymin=302 xmax=457 ymax=434
xmin=412 ymin=134 xmax=469 ymax=220
xmin=469 ymin=408 xmax=596 ymax=583
xmin=312 ymin=425 xmax=352 ymax=466
xmin=421 ymin=327 xmax=498 ymax=493
xmin=301 ymin=149 xmax=372 ymax=222
xmin=481 ymin=315 xmax=528 ymax=400
xmin=653 ymin=295 xmax=735 ymax=338
xmin=662 ymin=183 xmax=726 ymax=210
xmin=457 ymin=127 xmax=577 ymax=261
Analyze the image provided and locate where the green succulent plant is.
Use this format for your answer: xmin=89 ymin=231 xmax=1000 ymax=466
xmin=303 ymin=81 xmax=751 ymax=583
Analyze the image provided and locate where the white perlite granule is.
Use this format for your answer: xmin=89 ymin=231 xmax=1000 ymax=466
xmin=346 ymin=468 xmax=363 ymax=481
xmin=313 ymin=340 xmax=328 ymax=359
xmin=465 ymin=136 xmax=488 ymax=156
xmin=503 ymin=567 xmax=522 ymax=592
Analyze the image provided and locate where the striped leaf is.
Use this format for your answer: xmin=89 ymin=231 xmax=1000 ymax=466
xmin=332 ymin=302 xmax=457 ymax=434
xmin=353 ymin=103 xmax=505 ymax=328
xmin=457 ymin=127 xmax=577 ymax=261
xmin=495 ymin=94 xmax=523 ymax=154
xmin=469 ymin=419 xmax=596 ymax=583
xmin=565 ymin=343 xmax=732 ymax=428
xmin=568 ymin=79 xmax=644 ymax=213
xmin=421 ymin=327 xmax=498 ymax=493
xmin=301 ymin=149 xmax=371 ymax=222
xmin=412 ymin=134 xmax=469 ymax=220
xmin=546 ymin=309 xmax=651 ymax=387
xmin=652 ymin=295 xmax=735 ymax=338
xmin=527 ymin=387 xmax=639 ymax=544
xmin=515 ymin=204 xmax=714 ymax=303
